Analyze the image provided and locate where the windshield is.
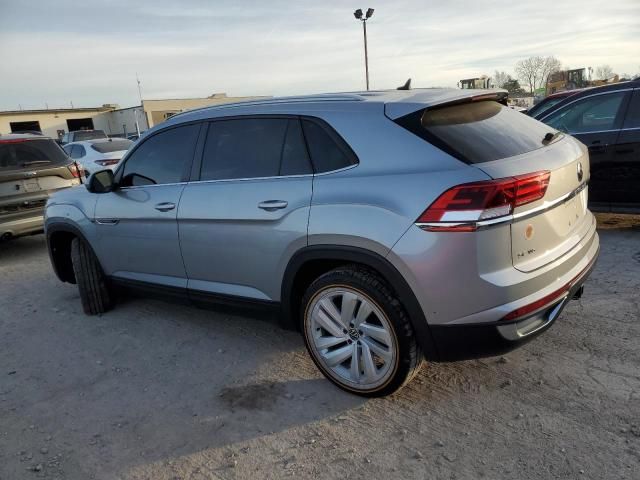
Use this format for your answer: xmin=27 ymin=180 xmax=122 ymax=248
xmin=91 ymin=139 xmax=133 ymax=153
xmin=529 ymin=97 xmax=565 ymax=118
xmin=73 ymin=130 xmax=107 ymax=141
xmin=0 ymin=138 xmax=69 ymax=171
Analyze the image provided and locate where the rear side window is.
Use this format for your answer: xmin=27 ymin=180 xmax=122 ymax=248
xmin=0 ymin=139 xmax=69 ymax=171
xmin=91 ymin=139 xmax=133 ymax=153
xmin=70 ymin=145 xmax=86 ymax=158
xmin=301 ymin=119 xmax=357 ymax=173
xmin=544 ymin=92 xmax=627 ymax=134
xmin=120 ymin=124 xmax=199 ymax=187
xmin=200 ymin=118 xmax=312 ymax=181
xmin=395 ymin=101 xmax=554 ymax=164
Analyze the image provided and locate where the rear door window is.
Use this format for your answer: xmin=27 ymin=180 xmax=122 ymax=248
xmin=200 ymin=118 xmax=312 ymax=181
xmin=544 ymin=91 xmax=628 ymax=134
xmin=0 ymin=139 xmax=69 ymax=171
xmin=301 ymin=119 xmax=357 ymax=172
xmin=120 ymin=124 xmax=199 ymax=187
xmin=395 ymin=101 xmax=554 ymax=164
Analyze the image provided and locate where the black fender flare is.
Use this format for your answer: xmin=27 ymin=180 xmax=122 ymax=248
xmin=46 ymin=223 xmax=95 ymax=284
xmin=280 ymin=245 xmax=438 ymax=361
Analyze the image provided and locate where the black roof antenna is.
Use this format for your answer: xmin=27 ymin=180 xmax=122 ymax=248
xmin=397 ymin=78 xmax=411 ymax=90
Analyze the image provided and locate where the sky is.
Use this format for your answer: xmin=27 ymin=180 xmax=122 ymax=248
xmin=0 ymin=0 xmax=638 ymax=111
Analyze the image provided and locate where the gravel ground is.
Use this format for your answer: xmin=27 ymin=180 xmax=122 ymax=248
xmin=1 ymin=215 xmax=639 ymax=480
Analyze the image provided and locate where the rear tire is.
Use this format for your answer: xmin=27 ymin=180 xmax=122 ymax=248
xmin=301 ymin=266 xmax=422 ymax=397
xmin=70 ymin=237 xmax=113 ymax=315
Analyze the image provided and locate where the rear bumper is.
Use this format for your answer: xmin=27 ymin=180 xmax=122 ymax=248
xmin=428 ymin=245 xmax=598 ymax=361
xmin=1 ymin=210 xmax=45 ymax=239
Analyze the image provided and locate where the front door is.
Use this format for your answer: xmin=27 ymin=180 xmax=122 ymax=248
xmin=93 ymin=123 xmax=200 ymax=288
xmin=178 ymin=117 xmax=314 ymax=302
xmin=543 ymin=90 xmax=630 ymax=207
xmin=611 ymin=89 xmax=640 ymax=206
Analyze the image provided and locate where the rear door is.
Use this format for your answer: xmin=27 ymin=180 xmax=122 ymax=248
xmin=542 ymin=90 xmax=630 ymax=207
xmin=178 ymin=117 xmax=313 ymax=302
xmin=396 ymin=100 xmax=593 ymax=273
xmin=612 ymin=89 xmax=640 ymax=207
xmin=93 ymin=124 xmax=200 ymax=287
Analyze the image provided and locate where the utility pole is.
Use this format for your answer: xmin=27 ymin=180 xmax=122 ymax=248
xmin=353 ymin=8 xmax=374 ymax=91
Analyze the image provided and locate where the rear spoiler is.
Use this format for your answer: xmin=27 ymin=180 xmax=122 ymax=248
xmin=384 ymin=89 xmax=509 ymax=119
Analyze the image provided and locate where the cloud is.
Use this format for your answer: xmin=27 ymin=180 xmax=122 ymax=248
xmin=0 ymin=0 xmax=638 ymax=110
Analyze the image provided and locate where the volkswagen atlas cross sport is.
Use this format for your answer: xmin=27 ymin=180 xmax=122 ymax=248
xmin=45 ymin=89 xmax=599 ymax=397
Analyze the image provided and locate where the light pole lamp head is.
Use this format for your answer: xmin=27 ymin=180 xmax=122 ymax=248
xmin=354 ymin=9 xmax=363 ymax=19
xmin=365 ymin=8 xmax=374 ymax=19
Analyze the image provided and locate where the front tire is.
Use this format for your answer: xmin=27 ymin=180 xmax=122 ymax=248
xmin=70 ymin=237 xmax=113 ymax=315
xmin=301 ymin=266 xmax=422 ymax=397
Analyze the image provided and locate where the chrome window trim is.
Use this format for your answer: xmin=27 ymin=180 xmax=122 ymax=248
xmin=118 ymin=181 xmax=188 ymax=191
xmin=179 ymin=163 xmax=358 ymax=186
xmin=539 ymin=88 xmax=633 ymax=122
xmin=416 ymin=182 xmax=588 ymax=231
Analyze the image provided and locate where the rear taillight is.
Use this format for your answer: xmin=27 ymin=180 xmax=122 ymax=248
xmin=95 ymin=159 xmax=120 ymax=166
xmin=417 ymin=171 xmax=550 ymax=232
xmin=67 ymin=162 xmax=83 ymax=178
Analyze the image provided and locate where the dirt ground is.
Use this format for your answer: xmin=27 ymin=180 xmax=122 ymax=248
xmin=1 ymin=215 xmax=639 ymax=480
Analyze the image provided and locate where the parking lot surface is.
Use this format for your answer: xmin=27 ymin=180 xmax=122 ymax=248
xmin=1 ymin=216 xmax=639 ymax=480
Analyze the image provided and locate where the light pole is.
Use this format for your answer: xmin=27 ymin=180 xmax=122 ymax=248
xmin=354 ymin=8 xmax=374 ymax=90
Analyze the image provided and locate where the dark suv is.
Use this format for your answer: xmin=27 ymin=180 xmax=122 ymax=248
xmin=1 ymin=134 xmax=81 ymax=240
xmin=537 ymin=80 xmax=640 ymax=210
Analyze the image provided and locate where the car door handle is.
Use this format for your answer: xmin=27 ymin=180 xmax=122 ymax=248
xmin=155 ymin=202 xmax=176 ymax=212
xmin=258 ymin=200 xmax=288 ymax=211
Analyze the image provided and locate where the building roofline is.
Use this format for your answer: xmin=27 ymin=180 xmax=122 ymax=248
xmin=0 ymin=106 xmax=116 ymax=115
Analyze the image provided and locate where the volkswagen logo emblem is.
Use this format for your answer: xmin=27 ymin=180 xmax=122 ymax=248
xmin=576 ymin=162 xmax=583 ymax=182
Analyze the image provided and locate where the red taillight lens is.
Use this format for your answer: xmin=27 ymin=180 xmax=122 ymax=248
xmin=95 ymin=159 xmax=120 ymax=166
xmin=67 ymin=163 xmax=83 ymax=178
xmin=417 ymin=171 xmax=550 ymax=231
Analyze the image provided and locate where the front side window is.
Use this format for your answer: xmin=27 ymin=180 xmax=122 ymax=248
xmin=200 ymin=118 xmax=312 ymax=181
xmin=120 ymin=124 xmax=199 ymax=187
xmin=623 ymin=90 xmax=640 ymax=129
xmin=545 ymin=92 xmax=627 ymax=134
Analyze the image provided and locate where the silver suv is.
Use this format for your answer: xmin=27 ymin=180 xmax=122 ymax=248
xmin=45 ymin=89 xmax=599 ymax=396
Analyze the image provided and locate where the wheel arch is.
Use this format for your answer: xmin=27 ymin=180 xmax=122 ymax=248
xmin=281 ymin=245 xmax=438 ymax=360
xmin=46 ymin=223 xmax=93 ymax=284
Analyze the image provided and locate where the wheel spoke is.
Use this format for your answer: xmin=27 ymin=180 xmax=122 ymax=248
xmin=314 ymin=302 xmax=346 ymax=338
xmin=350 ymin=343 xmax=361 ymax=382
xmin=362 ymin=336 xmax=392 ymax=362
xmin=354 ymin=299 xmax=373 ymax=327
xmin=322 ymin=344 xmax=353 ymax=367
xmin=360 ymin=323 xmax=392 ymax=347
xmin=315 ymin=335 xmax=347 ymax=350
xmin=340 ymin=292 xmax=358 ymax=326
xmin=359 ymin=340 xmax=378 ymax=382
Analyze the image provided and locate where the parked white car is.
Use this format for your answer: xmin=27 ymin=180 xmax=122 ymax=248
xmin=63 ymin=138 xmax=133 ymax=175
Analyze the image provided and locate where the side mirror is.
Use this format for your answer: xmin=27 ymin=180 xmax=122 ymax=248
xmin=86 ymin=169 xmax=116 ymax=193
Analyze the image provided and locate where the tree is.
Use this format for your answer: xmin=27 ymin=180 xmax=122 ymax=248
xmin=515 ymin=56 xmax=562 ymax=94
xmin=502 ymin=78 xmax=525 ymax=94
xmin=515 ymin=56 xmax=545 ymax=94
xmin=595 ymin=64 xmax=614 ymax=80
xmin=541 ymin=56 xmax=562 ymax=88
xmin=493 ymin=70 xmax=511 ymax=88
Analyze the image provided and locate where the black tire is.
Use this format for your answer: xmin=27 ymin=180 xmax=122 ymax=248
xmin=301 ymin=265 xmax=422 ymax=397
xmin=70 ymin=237 xmax=113 ymax=315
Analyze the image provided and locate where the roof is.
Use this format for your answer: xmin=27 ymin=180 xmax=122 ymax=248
xmin=0 ymin=133 xmax=53 ymax=141
xmin=170 ymin=88 xmax=509 ymax=122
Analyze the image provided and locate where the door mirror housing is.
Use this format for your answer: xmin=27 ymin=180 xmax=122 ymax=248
xmin=86 ymin=169 xmax=116 ymax=193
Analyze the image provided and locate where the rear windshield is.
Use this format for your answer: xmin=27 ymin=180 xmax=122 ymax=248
xmin=73 ymin=130 xmax=107 ymax=141
xmin=91 ymin=139 xmax=133 ymax=153
xmin=0 ymin=139 xmax=69 ymax=171
xmin=396 ymin=101 xmax=555 ymax=164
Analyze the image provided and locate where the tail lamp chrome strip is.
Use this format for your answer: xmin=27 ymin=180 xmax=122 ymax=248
xmin=416 ymin=182 xmax=587 ymax=231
